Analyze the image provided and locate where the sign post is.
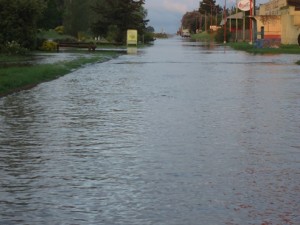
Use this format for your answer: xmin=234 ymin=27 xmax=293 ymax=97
xmin=127 ymin=29 xmax=138 ymax=54
xmin=237 ymin=0 xmax=253 ymax=43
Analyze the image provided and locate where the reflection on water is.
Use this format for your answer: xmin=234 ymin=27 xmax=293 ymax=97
xmin=127 ymin=47 xmax=138 ymax=55
xmin=0 ymin=38 xmax=300 ymax=225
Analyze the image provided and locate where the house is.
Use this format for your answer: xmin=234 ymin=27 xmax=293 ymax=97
xmin=256 ymin=0 xmax=300 ymax=44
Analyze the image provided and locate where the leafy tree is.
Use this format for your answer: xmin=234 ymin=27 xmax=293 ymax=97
xmin=38 ymin=0 xmax=64 ymax=29
xmin=146 ymin=26 xmax=155 ymax=33
xmin=199 ymin=0 xmax=222 ymax=29
xmin=199 ymin=0 xmax=220 ymax=15
xmin=215 ymin=25 xmax=231 ymax=43
xmin=181 ymin=11 xmax=201 ymax=33
xmin=0 ymin=0 xmax=46 ymax=50
xmin=63 ymin=0 xmax=93 ymax=37
xmin=91 ymin=0 xmax=148 ymax=43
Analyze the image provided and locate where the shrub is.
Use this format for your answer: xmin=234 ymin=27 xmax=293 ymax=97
xmin=143 ymin=32 xmax=155 ymax=43
xmin=55 ymin=26 xmax=64 ymax=34
xmin=1 ymin=41 xmax=28 ymax=55
xmin=106 ymin=25 xmax=120 ymax=42
xmin=40 ymin=40 xmax=58 ymax=51
xmin=215 ymin=26 xmax=231 ymax=43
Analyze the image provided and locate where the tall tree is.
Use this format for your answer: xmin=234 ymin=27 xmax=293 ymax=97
xmin=181 ymin=11 xmax=201 ymax=33
xmin=38 ymin=0 xmax=64 ymax=29
xmin=91 ymin=0 xmax=148 ymax=43
xmin=63 ymin=0 xmax=92 ymax=36
xmin=199 ymin=0 xmax=220 ymax=15
xmin=0 ymin=0 xmax=46 ymax=49
xmin=199 ymin=0 xmax=222 ymax=29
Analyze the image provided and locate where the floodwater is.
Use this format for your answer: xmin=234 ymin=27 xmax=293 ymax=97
xmin=0 ymin=38 xmax=299 ymax=225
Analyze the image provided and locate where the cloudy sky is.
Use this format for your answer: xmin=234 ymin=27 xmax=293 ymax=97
xmin=145 ymin=0 xmax=268 ymax=33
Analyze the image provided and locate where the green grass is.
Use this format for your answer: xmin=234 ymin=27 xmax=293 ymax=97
xmin=191 ymin=32 xmax=216 ymax=42
xmin=0 ymin=54 xmax=31 ymax=63
xmin=37 ymin=29 xmax=76 ymax=41
xmin=191 ymin=33 xmax=300 ymax=57
xmin=229 ymin=42 xmax=300 ymax=65
xmin=0 ymin=52 xmax=119 ymax=97
xmin=228 ymin=42 xmax=300 ymax=54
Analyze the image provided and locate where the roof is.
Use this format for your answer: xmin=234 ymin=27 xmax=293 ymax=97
xmin=220 ymin=12 xmax=244 ymax=26
xmin=227 ymin=12 xmax=244 ymax=20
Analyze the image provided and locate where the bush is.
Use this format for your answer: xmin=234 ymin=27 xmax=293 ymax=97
xmin=0 ymin=41 xmax=28 ymax=55
xmin=55 ymin=26 xmax=64 ymax=34
xmin=40 ymin=40 xmax=58 ymax=51
xmin=143 ymin=32 xmax=155 ymax=43
xmin=215 ymin=27 xmax=231 ymax=43
xmin=106 ymin=25 xmax=120 ymax=42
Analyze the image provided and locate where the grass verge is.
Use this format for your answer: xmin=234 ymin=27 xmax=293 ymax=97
xmin=0 ymin=52 xmax=119 ymax=97
xmin=190 ymin=34 xmax=300 ymax=57
xmin=228 ymin=42 xmax=300 ymax=55
xmin=191 ymin=32 xmax=216 ymax=42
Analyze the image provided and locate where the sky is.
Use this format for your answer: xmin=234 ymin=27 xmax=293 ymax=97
xmin=144 ymin=0 xmax=268 ymax=33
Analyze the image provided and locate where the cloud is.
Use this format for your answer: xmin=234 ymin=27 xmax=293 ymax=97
xmin=162 ymin=0 xmax=188 ymax=14
xmin=146 ymin=0 xmax=196 ymax=14
xmin=145 ymin=0 xmax=199 ymax=33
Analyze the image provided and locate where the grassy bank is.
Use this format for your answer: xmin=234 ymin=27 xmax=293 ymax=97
xmin=0 ymin=51 xmax=119 ymax=97
xmin=191 ymin=33 xmax=300 ymax=56
xmin=191 ymin=32 xmax=216 ymax=42
xmin=228 ymin=42 xmax=300 ymax=54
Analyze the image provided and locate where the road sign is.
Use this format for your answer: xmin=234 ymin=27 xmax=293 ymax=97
xmin=238 ymin=0 xmax=251 ymax=11
xmin=127 ymin=30 xmax=138 ymax=46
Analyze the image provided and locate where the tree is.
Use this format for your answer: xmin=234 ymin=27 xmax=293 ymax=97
xmin=199 ymin=0 xmax=222 ymax=29
xmin=38 ymin=0 xmax=64 ymax=29
xmin=63 ymin=0 xmax=93 ymax=37
xmin=146 ymin=26 xmax=155 ymax=33
xmin=199 ymin=0 xmax=220 ymax=15
xmin=181 ymin=11 xmax=201 ymax=34
xmin=91 ymin=0 xmax=148 ymax=43
xmin=0 ymin=0 xmax=46 ymax=50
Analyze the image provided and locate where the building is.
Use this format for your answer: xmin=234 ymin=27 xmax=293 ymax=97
xmin=259 ymin=0 xmax=287 ymax=15
xmin=256 ymin=0 xmax=300 ymax=44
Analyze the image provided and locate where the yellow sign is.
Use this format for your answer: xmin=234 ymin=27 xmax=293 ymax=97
xmin=127 ymin=29 xmax=138 ymax=45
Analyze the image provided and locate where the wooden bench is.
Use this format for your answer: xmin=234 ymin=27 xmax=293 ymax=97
xmin=57 ymin=42 xmax=97 ymax=52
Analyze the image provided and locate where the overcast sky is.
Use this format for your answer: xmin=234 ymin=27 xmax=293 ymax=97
xmin=145 ymin=0 xmax=269 ymax=33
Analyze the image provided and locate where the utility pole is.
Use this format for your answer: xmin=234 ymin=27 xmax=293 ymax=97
xmin=235 ymin=0 xmax=238 ymax=42
xmin=249 ymin=0 xmax=253 ymax=45
xmin=224 ymin=0 xmax=227 ymax=43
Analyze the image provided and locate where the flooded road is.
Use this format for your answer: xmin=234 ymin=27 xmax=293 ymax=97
xmin=0 ymin=38 xmax=300 ymax=224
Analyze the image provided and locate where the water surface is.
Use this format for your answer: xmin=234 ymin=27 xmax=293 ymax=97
xmin=0 ymin=38 xmax=299 ymax=224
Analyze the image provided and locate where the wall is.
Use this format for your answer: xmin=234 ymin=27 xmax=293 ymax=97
xmin=281 ymin=6 xmax=300 ymax=44
xmin=256 ymin=15 xmax=281 ymax=39
xmin=257 ymin=0 xmax=300 ymax=44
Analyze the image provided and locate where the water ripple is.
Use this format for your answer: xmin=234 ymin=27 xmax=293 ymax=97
xmin=1 ymin=37 xmax=300 ymax=225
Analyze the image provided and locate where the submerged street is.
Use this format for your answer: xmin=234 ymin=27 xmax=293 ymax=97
xmin=0 ymin=38 xmax=299 ymax=224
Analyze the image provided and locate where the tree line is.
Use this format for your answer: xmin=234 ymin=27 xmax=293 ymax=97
xmin=180 ymin=0 xmax=252 ymax=42
xmin=0 ymin=0 xmax=152 ymax=52
xmin=181 ymin=0 xmax=222 ymax=34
